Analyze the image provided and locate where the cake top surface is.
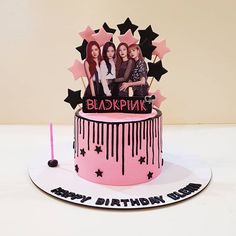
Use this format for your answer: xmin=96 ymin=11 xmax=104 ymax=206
xmin=76 ymin=108 xmax=161 ymax=123
xmin=64 ymin=18 xmax=170 ymax=116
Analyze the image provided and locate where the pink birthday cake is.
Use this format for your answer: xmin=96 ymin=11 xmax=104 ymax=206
xmin=65 ymin=18 xmax=169 ymax=186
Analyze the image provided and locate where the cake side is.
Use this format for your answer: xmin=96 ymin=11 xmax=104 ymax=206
xmin=74 ymin=108 xmax=163 ymax=186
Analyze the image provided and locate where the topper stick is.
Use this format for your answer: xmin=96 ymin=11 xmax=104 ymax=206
xmin=50 ymin=123 xmax=54 ymax=160
xmin=81 ymin=77 xmax=86 ymax=90
xmin=48 ymin=122 xmax=58 ymax=167
xmin=149 ymin=55 xmax=158 ymax=88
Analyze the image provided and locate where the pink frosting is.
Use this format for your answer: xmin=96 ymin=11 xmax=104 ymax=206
xmin=74 ymin=109 xmax=163 ymax=186
xmin=79 ymin=109 xmax=158 ymax=122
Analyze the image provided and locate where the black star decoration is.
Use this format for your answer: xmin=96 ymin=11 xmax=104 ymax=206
xmin=95 ymin=169 xmax=103 ymax=177
xmin=117 ymin=17 xmax=138 ymax=35
xmin=147 ymin=171 xmax=153 ymax=179
xmin=75 ymin=164 xmax=79 ymax=173
xmin=80 ymin=148 xmax=86 ymax=157
xmin=64 ymin=89 xmax=83 ymax=110
xmin=138 ymin=156 xmax=145 ymax=165
xmin=139 ymin=39 xmax=156 ymax=60
xmin=147 ymin=60 xmax=168 ymax=82
xmin=94 ymin=145 xmax=102 ymax=154
xmin=138 ymin=25 xmax=159 ymax=44
xmin=103 ymin=22 xmax=116 ymax=34
xmin=76 ymin=39 xmax=88 ymax=60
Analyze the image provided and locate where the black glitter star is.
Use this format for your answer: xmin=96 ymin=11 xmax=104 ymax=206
xmin=76 ymin=39 xmax=88 ymax=60
xmin=147 ymin=171 xmax=153 ymax=179
xmin=138 ymin=25 xmax=159 ymax=44
xmin=147 ymin=60 xmax=168 ymax=82
xmin=117 ymin=17 xmax=138 ymax=35
xmin=138 ymin=156 xmax=145 ymax=164
xmin=139 ymin=39 xmax=156 ymax=60
xmin=95 ymin=169 xmax=103 ymax=177
xmin=75 ymin=164 xmax=79 ymax=173
xmin=103 ymin=22 xmax=116 ymax=34
xmin=64 ymin=89 xmax=83 ymax=109
xmin=94 ymin=145 xmax=102 ymax=154
xmin=80 ymin=148 xmax=86 ymax=157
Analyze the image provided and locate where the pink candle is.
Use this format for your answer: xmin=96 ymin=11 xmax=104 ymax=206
xmin=49 ymin=122 xmax=54 ymax=160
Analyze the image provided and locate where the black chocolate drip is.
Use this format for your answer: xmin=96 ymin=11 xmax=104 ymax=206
xmin=87 ymin=121 xmax=90 ymax=150
xmin=92 ymin=122 xmax=95 ymax=143
xmin=74 ymin=117 xmax=77 ymax=156
xmin=111 ymin=124 xmax=114 ymax=157
xmin=116 ymin=124 xmax=119 ymax=162
xmin=152 ymin=119 xmax=154 ymax=164
xmin=132 ymin=122 xmax=134 ymax=157
xmin=82 ymin=119 xmax=85 ymax=139
xmin=106 ymin=124 xmax=110 ymax=160
xmin=146 ymin=120 xmax=149 ymax=164
xmin=101 ymin=123 xmax=104 ymax=145
xmin=143 ymin=120 xmax=146 ymax=139
xmin=97 ymin=122 xmax=100 ymax=145
xmin=79 ymin=118 xmax=81 ymax=134
xmin=122 ymin=123 xmax=125 ymax=175
xmin=149 ymin=120 xmax=151 ymax=147
xmin=77 ymin=118 xmax=79 ymax=156
xmin=157 ymin=118 xmax=160 ymax=168
xmin=135 ymin=122 xmax=138 ymax=156
xmin=160 ymin=116 xmax=163 ymax=153
xmin=155 ymin=118 xmax=157 ymax=138
xmin=139 ymin=121 xmax=142 ymax=149
xmin=128 ymin=123 xmax=130 ymax=146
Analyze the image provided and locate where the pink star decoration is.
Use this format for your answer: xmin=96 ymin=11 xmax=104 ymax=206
xmin=152 ymin=40 xmax=170 ymax=59
xmin=92 ymin=27 xmax=113 ymax=47
xmin=79 ymin=26 xmax=95 ymax=42
xmin=68 ymin=60 xmax=87 ymax=80
xmin=149 ymin=90 xmax=166 ymax=108
xmin=118 ymin=29 xmax=138 ymax=46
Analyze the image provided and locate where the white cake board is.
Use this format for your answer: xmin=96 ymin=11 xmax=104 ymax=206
xmin=28 ymin=151 xmax=212 ymax=209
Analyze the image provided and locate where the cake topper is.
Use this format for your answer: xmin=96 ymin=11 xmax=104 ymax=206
xmin=66 ymin=18 xmax=170 ymax=112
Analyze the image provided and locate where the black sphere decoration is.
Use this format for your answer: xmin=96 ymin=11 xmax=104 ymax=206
xmin=48 ymin=159 xmax=58 ymax=168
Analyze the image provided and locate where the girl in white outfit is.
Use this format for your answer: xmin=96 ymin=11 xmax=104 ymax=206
xmin=100 ymin=41 xmax=116 ymax=97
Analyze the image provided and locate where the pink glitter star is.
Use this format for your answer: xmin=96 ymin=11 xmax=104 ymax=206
xmin=152 ymin=40 xmax=170 ymax=59
xmin=149 ymin=90 xmax=166 ymax=108
xmin=68 ymin=60 xmax=86 ymax=80
xmin=92 ymin=27 xmax=113 ymax=47
xmin=118 ymin=29 xmax=138 ymax=46
xmin=79 ymin=26 xmax=95 ymax=42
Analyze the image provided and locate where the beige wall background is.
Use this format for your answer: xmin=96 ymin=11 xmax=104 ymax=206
xmin=0 ymin=0 xmax=235 ymax=124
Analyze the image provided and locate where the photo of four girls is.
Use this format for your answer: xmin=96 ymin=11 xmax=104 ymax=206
xmin=83 ymin=41 xmax=149 ymax=99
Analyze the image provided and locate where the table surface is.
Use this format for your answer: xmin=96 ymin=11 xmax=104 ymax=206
xmin=0 ymin=124 xmax=235 ymax=236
